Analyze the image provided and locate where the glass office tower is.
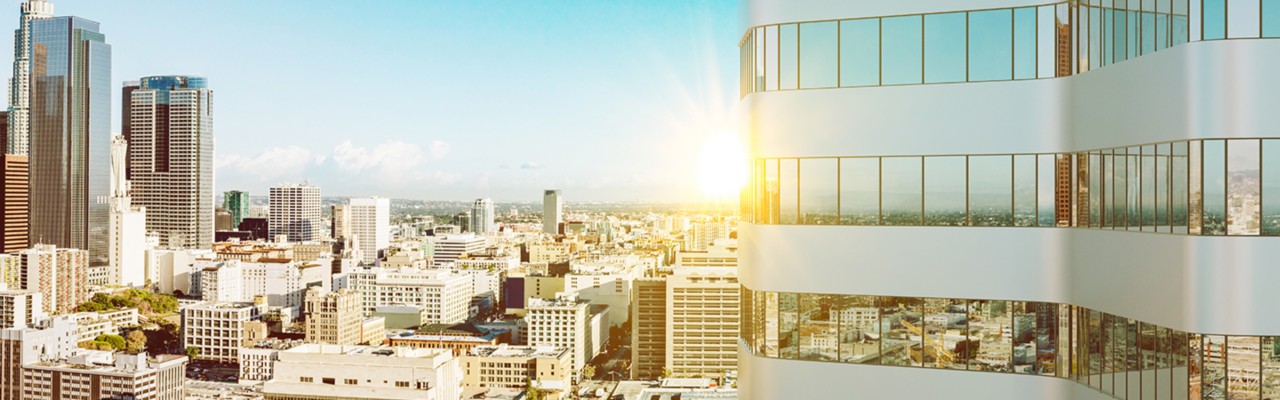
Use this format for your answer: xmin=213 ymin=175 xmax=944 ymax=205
xmin=737 ymin=1 xmax=1280 ymax=399
xmin=28 ymin=16 xmax=110 ymax=265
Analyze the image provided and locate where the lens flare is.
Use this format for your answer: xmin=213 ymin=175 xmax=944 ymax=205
xmin=698 ymin=133 xmax=748 ymax=200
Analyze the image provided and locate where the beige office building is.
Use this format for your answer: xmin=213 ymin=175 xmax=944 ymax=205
xmin=666 ymin=266 xmax=739 ymax=378
xmin=21 ymin=351 xmax=187 ymax=400
xmin=631 ymin=277 xmax=667 ymax=379
xmin=460 ymin=344 xmax=571 ymax=389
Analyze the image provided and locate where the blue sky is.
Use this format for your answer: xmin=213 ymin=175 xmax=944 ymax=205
xmin=0 ymin=0 xmax=740 ymax=202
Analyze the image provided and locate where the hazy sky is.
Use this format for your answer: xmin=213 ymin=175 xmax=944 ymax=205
xmin=0 ymin=0 xmax=740 ymax=202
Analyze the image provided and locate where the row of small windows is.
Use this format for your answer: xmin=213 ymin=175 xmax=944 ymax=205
xmin=739 ymin=0 xmax=1280 ymax=96
xmin=742 ymin=287 xmax=1278 ymax=400
xmin=745 ymin=138 xmax=1280 ymax=236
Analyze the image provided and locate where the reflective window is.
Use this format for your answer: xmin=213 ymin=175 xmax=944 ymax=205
xmin=924 ymin=298 xmax=968 ymax=369
xmin=970 ymin=9 xmax=1014 ymax=82
xmin=970 ymin=156 xmax=1013 ymax=227
xmin=880 ymin=297 xmax=922 ymax=367
xmin=1228 ymin=0 xmax=1262 ymax=38
xmin=925 ymin=156 xmax=967 ymax=226
xmin=779 ymin=159 xmax=798 ymax=224
xmin=1204 ymin=140 xmax=1227 ymax=235
xmin=840 ymin=19 xmax=880 ymax=87
xmin=1037 ymin=5 xmax=1058 ymax=79
xmin=779 ymin=292 xmax=799 ymax=359
xmin=882 ymin=157 xmax=922 ymax=225
xmin=1090 ymin=152 xmax=1102 ymax=227
xmin=1173 ymin=141 xmax=1190 ymax=233
xmin=798 ymin=294 xmax=837 ymax=361
xmin=970 ymin=300 xmax=1012 ymax=372
xmin=1036 ymin=154 xmax=1058 ymax=227
xmin=1264 ymin=337 xmax=1280 ymax=399
xmin=800 ymin=158 xmax=838 ymax=224
xmin=1012 ymin=302 xmax=1038 ymax=374
xmin=925 ymin=12 xmax=967 ymax=83
xmin=764 ymin=291 xmax=779 ymax=357
xmin=1014 ymin=155 xmax=1037 ymax=227
xmin=840 ymin=157 xmax=880 ymax=225
xmin=799 ymin=22 xmax=838 ymax=89
xmin=1127 ymin=147 xmax=1140 ymax=231
xmin=836 ymin=295 xmax=880 ymax=364
xmin=765 ymin=25 xmax=778 ymax=90
xmin=1014 ymin=7 xmax=1037 ymax=80
xmin=1264 ymin=140 xmax=1280 ymax=235
xmin=1142 ymin=145 xmax=1156 ymax=231
xmin=1156 ymin=143 xmax=1169 ymax=231
xmin=1203 ymin=335 xmax=1227 ymax=399
xmin=761 ymin=159 xmax=778 ymax=224
xmin=1124 ymin=318 xmax=1139 ymax=399
xmin=754 ymin=27 xmax=765 ymax=91
xmin=1267 ymin=0 xmax=1280 ymax=37
xmin=1190 ymin=333 xmax=1204 ymax=399
xmin=882 ymin=16 xmax=924 ymax=85
xmin=779 ymin=24 xmax=798 ymax=90
xmin=1227 ymin=336 xmax=1260 ymax=399
xmin=1204 ymin=0 xmax=1227 ymax=39
xmin=1227 ymin=139 xmax=1261 ymax=235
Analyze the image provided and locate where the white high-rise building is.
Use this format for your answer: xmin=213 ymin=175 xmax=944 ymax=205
xmin=269 ymin=182 xmax=321 ymax=242
xmin=124 ymin=76 xmax=214 ymax=250
xmin=542 ymin=190 xmax=561 ymax=235
xmin=0 ymin=290 xmax=42 ymax=329
xmin=525 ymin=294 xmax=590 ymax=373
xmin=430 ymin=234 xmax=485 ymax=265
xmin=346 ymin=267 xmax=473 ymax=325
xmin=348 ymin=197 xmax=389 ymax=265
xmin=108 ymin=135 xmax=147 ymax=287
xmin=5 ymin=0 xmax=52 ymax=156
xmin=469 ymin=198 xmax=494 ymax=234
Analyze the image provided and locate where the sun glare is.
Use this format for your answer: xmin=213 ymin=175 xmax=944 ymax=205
xmin=698 ymin=133 xmax=748 ymax=200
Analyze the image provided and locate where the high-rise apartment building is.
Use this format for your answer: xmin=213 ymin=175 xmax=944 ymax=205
xmin=631 ymin=277 xmax=666 ymax=380
xmin=542 ymin=190 xmax=562 ymax=235
xmin=470 ymin=197 xmax=495 ymax=234
xmin=124 ymin=76 xmax=214 ymax=250
xmin=224 ymin=190 xmax=250 ymax=229
xmin=17 ymin=244 xmax=88 ymax=315
xmin=330 ymin=204 xmax=349 ymax=240
xmin=348 ymin=197 xmax=389 ymax=265
xmin=109 ymin=136 xmax=147 ymax=287
xmin=736 ymin=2 xmax=1280 ymax=399
xmin=0 ymin=155 xmax=28 ymax=253
xmin=26 ymin=13 xmax=111 ymax=266
xmin=525 ymin=294 xmax=590 ymax=374
xmin=269 ymin=182 xmax=321 ymax=242
xmin=666 ymin=266 xmax=738 ymax=379
xmin=5 ymin=0 xmax=52 ymax=156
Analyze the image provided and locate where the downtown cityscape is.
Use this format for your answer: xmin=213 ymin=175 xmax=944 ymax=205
xmin=0 ymin=0 xmax=1277 ymax=400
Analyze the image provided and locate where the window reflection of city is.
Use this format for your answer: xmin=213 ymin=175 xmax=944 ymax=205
xmin=742 ymin=288 xmax=1280 ymax=399
xmin=747 ymin=139 xmax=1280 ymax=236
xmin=739 ymin=0 xmax=1279 ymax=97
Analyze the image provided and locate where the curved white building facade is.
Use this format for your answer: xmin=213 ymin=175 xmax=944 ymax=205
xmin=736 ymin=1 xmax=1280 ymax=399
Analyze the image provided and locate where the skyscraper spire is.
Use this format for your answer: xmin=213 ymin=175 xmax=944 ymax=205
xmin=6 ymin=0 xmax=53 ymax=156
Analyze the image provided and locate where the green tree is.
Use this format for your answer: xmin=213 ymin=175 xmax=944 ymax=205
xmin=184 ymin=346 xmax=201 ymax=359
xmin=524 ymin=379 xmax=544 ymax=400
xmin=96 ymin=334 xmax=127 ymax=351
xmin=582 ymin=365 xmax=596 ymax=380
xmin=660 ymin=366 xmax=673 ymax=379
xmin=125 ymin=330 xmax=148 ymax=353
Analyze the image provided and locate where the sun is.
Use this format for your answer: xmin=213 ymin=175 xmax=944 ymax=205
xmin=698 ymin=133 xmax=748 ymax=200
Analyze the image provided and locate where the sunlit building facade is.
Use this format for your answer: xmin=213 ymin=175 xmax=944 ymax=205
xmin=737 ymin=1 xmax=1280 ymax=399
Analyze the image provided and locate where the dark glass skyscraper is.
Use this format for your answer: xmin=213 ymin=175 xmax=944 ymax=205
xmin=27 ymin=16 xmax=110 ymax=265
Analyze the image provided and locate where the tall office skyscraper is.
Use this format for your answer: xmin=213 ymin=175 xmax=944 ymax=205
xmin=0 ymin=154 xmax=27 ymax=253
xmin=224 ymin=190 xmax=249 ymax=230
xmin=108 ymin=136 xmax=145 ymax=287
xmin=269 ymin=182 xmax=321 ymax=242
xmin=347 ymin=197 xmax=389 ymax=265
xmin=26 ymin=14 xmax=111 ymax=266
xmin=6 ymin=0 xmax=52 ymax=157
xmin=123 ymin=76 xmax=213 ymax=250
xmin=470 ymin=198 xmax=494 ymax=234
xmin=542 ymin=190 xmax=561 ymax=235
xmin=736 ymin=2 xmax=1279 ymax=399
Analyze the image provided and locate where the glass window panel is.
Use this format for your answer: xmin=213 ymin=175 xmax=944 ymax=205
xmin=1204 ymin=335 xmax=1227 ymax=399
xmin=1101 ymin=314 xmax=1116 ymax=395
xmin=1263 ymin=337 xmax=1280 ymax=399
xmin=1125 ymin=319 xmax=1139 ymax=400
xmin=798 ymin=294 xmax=838 ymax=361
xmin=755 ymin=27 xmax=765 ymax=90
xmin=779 ymin=292 xmax=799 ymax=359
xmin=1035 ymin=303 xmax=1059 ymax=376
xmin=840 ymin=19 xmax=880 ymax=87
xmin=925 ymin=12 xmax=967 ymax=83
xmin=1204 ymin=0 xmax=1227 ymax=39
xmin=1228 ymin=0 xmax=1262 ymax=38
xmin=1115 ymin=10 xmax=1129 ymax=63
xmin=1101 ymin=9 xmax=1113 ymax=66
xmin=1037 ymin=154 xmax=1058 ymax=227
xmin=1174 ymin=142 xmax=1190 ymax=233
xmin=1159 ymin=13 xmax=1172 ymax=51
xmin=923 ymin=298 xmax=968 ymax=369
xmin=799 ymin=22 xmax=838 ymax=89
xmin=1142 ymin=9 xmax=1158 ymax=54
xmin=969 ymin=9 xmax=1014 ymax=82
xmin=880 ymin=297 xmax=923 ymax=367
xmin=779 ymin=24 xmax=798 ymax=90
xmin=1204 ymin=140 xmax=1227 ymax=235
xmin=1037 ymin=5 xmax=1056 ymax=79
xmin=1077 ymin=4 xmax=1088 ymax=74
xmin=1090 ymin=6 xmax=1101 ymax=70
xmin=970 ymin=300 xmax=1012 ymax=372
xmin=1112 ymin=150 xmax=1127 ymax=228
xmin=800 ymin=158 xmax=838 ymax=225
xmin=1192 ymin=141 xmax=1205 ymax=234
xmin=1057 ymin=304 xmax=1071 ymax=378
xmin=1089 ymin=310 xmax=1103 ymax=389
xmin=1227 ymin=140 xmax=1261 ymax=235
xmin=1141 ymin=323 xmax=1159 ymax=397
xmin=779 ymin=159 xmax=798 ymax=224
xmin=970 ymin=155 xmax=1014 ymax=226
xmin=1264 ymin=140 xmax=1280 ymax=235
xmin=1227 ymin=336 xmax=1261 ymax=399
xmin=840 ymin=157 xmax=880 ymax=225
xmin=1129 ymin=9 xmax=1140 ymax=60
xmin=882 ymin=157 xmax=922 ymax=225
xmin=1190 ymin=333 xmax=1204 ymax=399
xmin=1127 ymin=148 xmax=1141 ymax=231
xmin=1175 ymin=14 xmax=1191 ymax=44
xmin=1012 ymin=302 xmax=1038 ymax=374
xmin=1014 ymin=8 xmax=1037 ymax=79
xmin=765 ymin=25 xmax=779 ymax=90
xmin=1192 ymin=0 xmax=1204 ymax=40
xmin=1142 ymin=147 xmax=1157 ymax=231
xmin=925 ymin=156 xmax=967 ymax=226
xmin=1174 ymin=330 xmax=1191 ymax=399
xmin=1266 ymin=0 xmax=1280 ymax=37
xmin=1091 ymin=152 xmax=1103 ymax=227
xmin=836 ymin=295 xmax=880 ymax=364
xmin=764 ymin=291 xmax=779 ymax=357
xmin=882 ymin=16 xmax=924 ymax=85
xmin=762 ymin=159 xmax=778 ymax=224
xmin=1156 ymin=143 xmax=1170 ymax=231
xmin=1015 ymin=155 xmax=1037 ymax=227
xmin=1057 ymin=4 xmax=1074 ymax=77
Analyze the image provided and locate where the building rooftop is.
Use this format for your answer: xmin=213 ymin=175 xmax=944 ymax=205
xmin=468 ymin=344 xmax=567 ymax=359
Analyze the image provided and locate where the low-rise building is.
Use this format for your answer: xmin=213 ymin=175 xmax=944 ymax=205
xmin=526 ymin=294 xmax=590 ymax=373
xmin=460 ymin=344 xmax=571 ymax=390
xmin=238 ymin=338 xmax=306 ymax=384
xmin=262 ymin=344 xmax=462 ymax=400
xmin=0 ymin=290 xmax=43 ymax=329
xmin=71 ymin=308 xmax=140 ymax=342
xmin=181 ymin=301 xmax=266 ymax=363
xmin=347 ymin=267 xmax=473 ymax=325
xmin=20 ymin=351 xmax=187 ymax=400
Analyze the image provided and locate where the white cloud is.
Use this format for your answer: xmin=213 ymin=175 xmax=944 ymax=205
xmin=217 ymin=146 xmax=312 ymax=181
xmin=427 ymin=140 xmax=450 ymax=159
xmin=520 ymin=161 xmax=542 ymax=170
xmin=331 ymin=139 xmax=438 ymax=175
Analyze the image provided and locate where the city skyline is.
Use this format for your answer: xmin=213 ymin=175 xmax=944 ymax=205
xmin=0 ymin=0 xmax=741 ymax=203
